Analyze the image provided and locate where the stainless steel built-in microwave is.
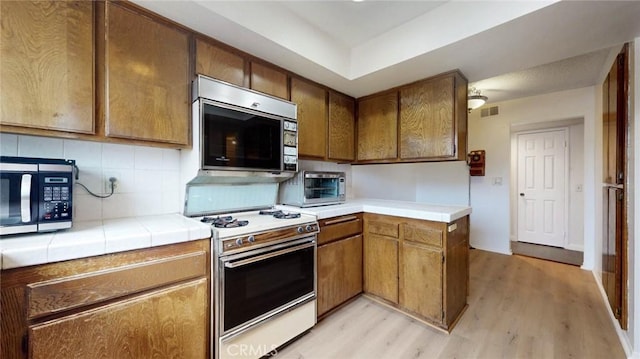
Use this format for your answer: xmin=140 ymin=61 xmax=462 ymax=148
xmin=279 ymin=171 xmax=346 ymax=207
xmin=193 ymin=75 xmax=298 ymax=175
xmin=0 ymin=156 xmax=74 ymax=236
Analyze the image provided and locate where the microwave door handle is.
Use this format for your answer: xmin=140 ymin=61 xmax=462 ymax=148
xmin=21 ymin=174 xmax=32 ymax=223
xmin=224 ymin=242 xmax=315 ymax=268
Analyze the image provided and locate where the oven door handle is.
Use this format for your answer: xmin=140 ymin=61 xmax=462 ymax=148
xmin=224 ymin=242 xmax=315 ymax=268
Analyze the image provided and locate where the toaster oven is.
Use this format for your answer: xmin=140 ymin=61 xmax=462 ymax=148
xmin=278 ymin=171 xmax=345 ymax=207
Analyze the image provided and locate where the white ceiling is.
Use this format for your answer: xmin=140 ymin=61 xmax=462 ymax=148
xmin=132 ymin=0 xmax=640 ymax=104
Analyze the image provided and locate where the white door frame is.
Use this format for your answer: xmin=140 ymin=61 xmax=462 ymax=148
xmin=512 ymin=127 xmax=570 ymax=248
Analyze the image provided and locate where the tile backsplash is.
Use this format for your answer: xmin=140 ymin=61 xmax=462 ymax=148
xmin=0 ymin=134 xmax=182 ymax=221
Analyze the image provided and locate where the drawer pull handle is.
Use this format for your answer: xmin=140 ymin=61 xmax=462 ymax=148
xmin=324 ymin=216 xmax=359 ymax=225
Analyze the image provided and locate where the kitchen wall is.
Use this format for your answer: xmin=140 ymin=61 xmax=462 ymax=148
xmin=468 ymin=86 xmax=597 ymax=261
xmin=350 ymin=161 xmax=470 ymax=206
xmin=0 ymin=133 xmax=182 ymax=221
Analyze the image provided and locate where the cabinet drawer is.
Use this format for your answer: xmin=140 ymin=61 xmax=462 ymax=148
xmin=403 ymin=223 xmax=444 ymax=247
xmin=318 ymin=214 xmax=363 ymax=245
xmin=367 ymin=220 xmax=399 ymax=238
xmin=27 ymin=251 xmax=207 ymax=319
xmin=29 ymin=278 xmax=208 ymax=359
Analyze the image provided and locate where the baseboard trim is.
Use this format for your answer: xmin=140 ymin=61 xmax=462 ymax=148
xmin=511 ymin=241 xmax=583 ymax=266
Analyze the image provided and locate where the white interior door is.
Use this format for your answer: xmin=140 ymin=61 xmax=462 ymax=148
xmin=517 ymin=129 xmax=567 ymax=248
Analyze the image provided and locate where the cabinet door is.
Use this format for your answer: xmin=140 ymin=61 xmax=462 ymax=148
xmin=357 ymin=92 xmax=398 ymax=161
xmin=400 ymin=76 xmax=455 ymax=159
xmin=317 ymin=234 xmax=363 ymax=317
xmin=364 ymin=234 xmax=398 ymax=303
xmin=400 ymin=242 xmax=443 ymax=323
xmin=29 ymin=279 xmax=208 ymax=359
xmin=196 ymin=38 xmax=245 ymax=87
xmin=0 ymin=1 xmax=94 ymax=133
xmin=328 ymin=91 xmax=356 ymax=161
xmin=291 ymin=77 xmax=327 ymax=159
xmin=444 ymin=216 xmax=469 ymax=326
xmin=104 ymin=2 xmax=190 ymax=146
xmin=250 ymin=62 xmax=288 ymax=99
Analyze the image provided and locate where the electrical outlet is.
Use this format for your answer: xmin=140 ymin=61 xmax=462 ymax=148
xmin=104 ymin=172 xmax=120 ymax=193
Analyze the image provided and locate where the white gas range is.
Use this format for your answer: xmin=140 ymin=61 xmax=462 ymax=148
xmin=198 ymin=208 xmax=319 ymax=359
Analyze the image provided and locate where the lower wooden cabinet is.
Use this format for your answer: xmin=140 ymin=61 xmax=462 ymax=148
xmin=363 ymin=213 xmax=469 ymax=331
xmin=29 ymin=279 xmax=207 ymax=359
xmin=317 ymin=214 xmax=363 ymax=318
xmin=1 ymin=239 xmax=210 ymax=359
xmin=363 ymin=233 xmax=399 ymax=304
xmin=399 ymin=242 xmax=442 ymax=322
xmin=317 ymin=234 xmax=363 ymax=317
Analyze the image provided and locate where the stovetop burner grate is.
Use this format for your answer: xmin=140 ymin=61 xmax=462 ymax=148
xmin=201 ymin=216 xmax=249 ymax=228
xmin=273 ymin=211 xmax=301 ymax=219
xmin=259 ymin=209 xmax=301 ymax=219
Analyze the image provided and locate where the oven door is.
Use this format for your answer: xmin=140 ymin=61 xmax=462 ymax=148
xmin=219 ymin=236 xmax=316 ymax=337
xmin=0 ymin=162 xmax=39 ymax=235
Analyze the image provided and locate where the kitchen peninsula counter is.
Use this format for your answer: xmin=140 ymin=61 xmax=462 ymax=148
xmin=0 ymin=214 xmax=211 ymax=270
xmin=279 ymin=198 xmax=471 ymax=222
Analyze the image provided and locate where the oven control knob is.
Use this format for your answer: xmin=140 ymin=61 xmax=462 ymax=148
xmin=235 ymin=238 xmax=243 ymax=246
xmin=305 ymin=225 xmax=315 ymax=232
xmin=247 ymin=235 xmax=255 ymax=243
xmin=297 ymin=226 xmax=304 ymax=234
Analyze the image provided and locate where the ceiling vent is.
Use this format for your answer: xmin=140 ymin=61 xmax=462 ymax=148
xmin=480 ymin=106 xmax=499 ymax=118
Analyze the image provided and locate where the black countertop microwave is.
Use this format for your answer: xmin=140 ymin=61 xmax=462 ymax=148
xmin=0 ymin=156 xmax=74 ymax=236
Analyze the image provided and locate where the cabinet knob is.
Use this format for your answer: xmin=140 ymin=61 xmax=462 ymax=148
xmin=519 ymin=193 xmax=525 ymax=197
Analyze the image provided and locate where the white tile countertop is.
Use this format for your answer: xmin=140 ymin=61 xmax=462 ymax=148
xmin=278 ymin=198 xmax=472 ymax=222
xmin=0 ymin=214 xmax=212 ymax=270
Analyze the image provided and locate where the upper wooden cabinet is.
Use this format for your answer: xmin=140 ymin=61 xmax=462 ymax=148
xmin=250 ymin=62 xmax=288 ymax=99
xmin=291 ymin=77 xmax=327 ymax=159
xmin=356 ymin=70 xmax=467 ymax=163
xmin=328 ymin=91 xmax=356 ymax=162
xmin=195 ymin=38 xmax=245 ymax=87
xmin=102 ymin=2 xmax=190 ymax=146
xmin=400 ymin=75 xmax=459 ymax=159
xmin=0 ymin=1 xmax=94 ymax=134
xmin=357 ymin=92 xmax=398 ymax=161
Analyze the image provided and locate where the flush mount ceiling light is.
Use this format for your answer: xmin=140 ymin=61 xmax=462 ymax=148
xmin=468 ymin=87 xmax=488 ymax=111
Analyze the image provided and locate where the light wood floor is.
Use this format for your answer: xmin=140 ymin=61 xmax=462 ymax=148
xmin=276 ymin=249 xmax=626 ymax=359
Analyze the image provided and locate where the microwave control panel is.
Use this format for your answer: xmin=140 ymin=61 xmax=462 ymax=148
xmin=283 ymin=120 xmax=298 ymax=171
xmin=40 ymin=175 xmax=72 ymax=221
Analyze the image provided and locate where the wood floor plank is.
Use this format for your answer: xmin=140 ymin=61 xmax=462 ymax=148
xmin=275 ymin=249 xmax=626 ymax=359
